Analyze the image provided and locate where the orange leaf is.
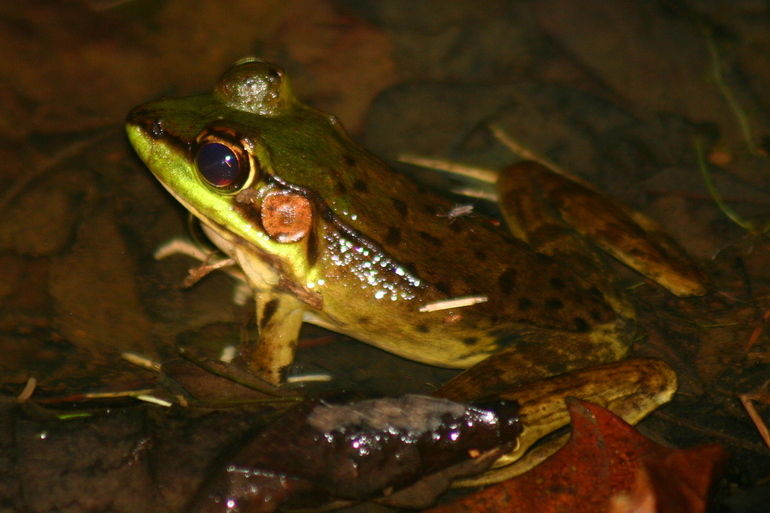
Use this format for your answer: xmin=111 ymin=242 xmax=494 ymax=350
xmin=429 ymin=399 xmax=727 ymax=513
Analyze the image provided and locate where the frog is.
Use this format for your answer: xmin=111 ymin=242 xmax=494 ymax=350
xmin=126 ymin=59 xmax=705 ymax=411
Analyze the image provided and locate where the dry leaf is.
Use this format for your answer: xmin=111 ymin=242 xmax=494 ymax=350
xmin=429 ymin=399 xmax=727 ymax=513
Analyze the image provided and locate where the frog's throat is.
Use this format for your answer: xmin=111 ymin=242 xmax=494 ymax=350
xmin=203 ymin=222 xmax=324 ymax=311
xmin=157 ymin=176 xmax=322 ymax=311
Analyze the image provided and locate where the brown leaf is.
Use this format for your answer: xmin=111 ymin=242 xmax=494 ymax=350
xmin=193 ymin=396 xmax=522 ymax=512
xmin=429 ymin=399 xmax=727 ymax=513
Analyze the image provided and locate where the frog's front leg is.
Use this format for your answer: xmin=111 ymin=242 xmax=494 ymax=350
xmin=230 ymin=240 xmax=316 ymax=386
xmin=243 ymin=290 xmax=305 ymax=385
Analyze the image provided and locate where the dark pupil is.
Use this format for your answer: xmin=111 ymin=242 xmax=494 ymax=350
xmin=197 ymin=143 xmax=240 ymax=187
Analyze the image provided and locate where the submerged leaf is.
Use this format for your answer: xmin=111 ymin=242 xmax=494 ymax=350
xmin=193 ymin=395 xmax=522 ymax=512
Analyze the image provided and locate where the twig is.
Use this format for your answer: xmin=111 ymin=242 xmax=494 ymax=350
xmin=396 ymin=155 xmax=498 ymax=184
xmin=135 ymin=394 xmax=174 ymax=407
xmin=745 ymin=307 xmax=770 ymax=354
xmin=16 ymin=377 xmax=37 ymax=402
xmin=122 ymin=352 xmax=162 ymax=372
xmin=694 ymin=137 xmax=756 ymax=232
xmin=419 ymin=295 xmax=488 ymax=313
xmin=740 ymin=395 xmax=770 ymax=450
xmin=488 ymin=125 xmax=568 ymax=176
xmin=700 ymin=24 xmax=764 ymax=159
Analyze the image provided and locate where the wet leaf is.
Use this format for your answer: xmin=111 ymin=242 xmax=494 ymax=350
xmin=193 ymin=395 xmax=522 ymax=512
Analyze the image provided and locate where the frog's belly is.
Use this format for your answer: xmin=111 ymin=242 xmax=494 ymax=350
xmin=303 ymin=307 xmax=633 ymax=376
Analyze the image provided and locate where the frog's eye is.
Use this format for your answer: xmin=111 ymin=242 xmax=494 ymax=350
xmin=196 ymin=142 xmax=249 ymax=189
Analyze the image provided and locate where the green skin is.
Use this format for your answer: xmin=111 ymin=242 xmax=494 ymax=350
xmin=126 ymin=60 xmax=634 ymax=387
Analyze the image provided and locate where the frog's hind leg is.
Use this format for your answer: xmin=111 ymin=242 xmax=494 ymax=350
xmin=438 ymin=358 xmax=678 ymax=486
xmin=496 ymin=161 xmax=637 ymax=321
xmin=497 ymin=160 xmax=707 ymax=298
xmin=437 ymin=316 xmax=634 ymax=402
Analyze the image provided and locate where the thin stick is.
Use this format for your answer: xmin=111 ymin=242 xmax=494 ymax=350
xmin=488 ymin=125 xmax=567 ymax=175
xmin=701 ymin=24 xmax=763 ymax=158
xmin=740 ymin=394 xmax=770 ymax=450
xmin=745 ymin=307 xmax=770 ymax=354
xmin=135 ymin=394 xmax=174 ymax=407
xmin=694 ymin=137 xmax=754 ymax=231
xmin=397 ymin=155 xmax=498 ymax=184
xmin=16 ymin=377 xmax=37 ymax=402
xmin=419 ymin=295 xmax=488 ymax=313
xmin=122 ymin=352 xmax=162 ymax=372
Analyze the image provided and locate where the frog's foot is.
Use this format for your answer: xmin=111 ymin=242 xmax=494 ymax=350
xmin=154 ymin=237 xmax=252 ymax=305
xmin=438 ymin=358 xmax=678 ymax=486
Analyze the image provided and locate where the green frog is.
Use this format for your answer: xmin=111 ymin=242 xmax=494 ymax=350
xmin=126 ymin=59 xmax=704 ymax=408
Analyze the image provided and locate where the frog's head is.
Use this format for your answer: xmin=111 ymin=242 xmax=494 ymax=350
xmin=126 ymin=59 xmax=374 ymax=291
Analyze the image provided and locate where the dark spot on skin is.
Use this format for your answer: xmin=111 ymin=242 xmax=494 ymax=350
xmin=435 ymin=281 xmax=452 ymax=296
xmin=416 ymin=324 xmax=430 ymax=333
xmin=278 ymin=364 xmax=291 ymax=383
xmin=463 ymin=337 xmax=479 ymax=346
xmin=590 ymin=310 xmax=604 ymax=322
xmin=385 ymin=226 xmax=401 ymax=246
xmin=418 ymin=231 xmax=443 ymax=247
xmin=498 ymin=268 xmax=518 ymax=294
xmin=353 ymin=180 xmax=369 ymax=192
xmin=306 ymin=228 xmax=319 ymax=267
xmin=358 ymin=316 xmax=370 ymax=325
xmin=573 ymin=317 xmax=590 ymax=333
xmin=545 ymin=298 xmax=564 ymax=310
xmin=401 ymin=261 xmax=418 ymax=277
xmin=550 ymin=277 xmax=566 ymax=290
xmin=546 ymin=361 xmax=570 ymax=377
xmin=344 ymin=155 xmax=356 ymax=168
xmin=234 ymin=203 xmax=263 ymax=229
xmin=337 ymin=182 xmax=348 ymax=195
xmin=392 ymin=198 xmax=408 ymax=217
xmin=260 ymin=299 xmax=280 ymax=330
xmin=587 ymin=286 xmax=605 ymax=303
xmin=495 ymin=331 xmax=522 ymax=348
xmin=518 ymin=297 xmax=533 ymax=311
xmin=474 ymin=249 xmax=488 ymax=261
